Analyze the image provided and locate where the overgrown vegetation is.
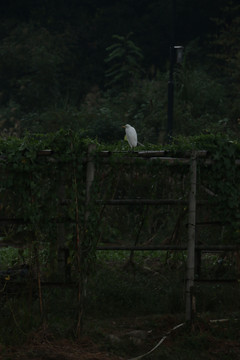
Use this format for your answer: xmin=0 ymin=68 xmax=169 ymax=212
xmin=1 ymin=1 xmax=240 ymax=355
xmin=0 ymin=132 xmax=239 ymax=357
xmin=1 ymin=249 xmax=240 ymax=359
xmin=0 ymin=131 xmax=240 ymax=258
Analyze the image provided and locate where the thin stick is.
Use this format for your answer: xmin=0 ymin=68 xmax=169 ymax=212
xmin=129 ymin=206 xmax=148 ymax=266
xmin=185 ymin=152 xmax=197 ymax=322
xmin=30 ymin=174 xmax=45 ymax=324
xmin=70 ymin=139 xmax=83 ymax=338
xmin=34 ymin=242 xmax=44 ymax=319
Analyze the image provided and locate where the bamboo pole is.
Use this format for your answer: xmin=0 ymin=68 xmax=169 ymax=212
xmin=34 ymin=241 xmax=46 ymax=326
xmin=70 ymin=138 xmax=82 ymax=338
xmin=185 ymin=152 xmax=197 ymax=322
xmin=96 ymin=244 xmax=239 ymax=251
xmin=85 ymin=144 xmax=96 ymax=223
xmin=96 ymin=199 xmax=209 ymax=206
xmin=57 ymin=177 xmax=69 ymax=282
xmin=76 ymin=143 xmax=96 ymax=338
xmin=0 ymin=243 xmax=238 ymax=251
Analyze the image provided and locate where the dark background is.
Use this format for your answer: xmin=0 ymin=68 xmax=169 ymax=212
xmin=0 ymin=0 xmax=239 ymax=139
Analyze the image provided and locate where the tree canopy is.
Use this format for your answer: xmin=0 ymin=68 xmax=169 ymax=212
xmin=0 ymin=0 xmax=239 ymax=140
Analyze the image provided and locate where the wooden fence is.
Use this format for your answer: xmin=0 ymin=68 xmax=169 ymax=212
xmin=95 ymin=148 xmax=240 ymax=322
xmin=0 ymin=146 xmax=239 ymax=323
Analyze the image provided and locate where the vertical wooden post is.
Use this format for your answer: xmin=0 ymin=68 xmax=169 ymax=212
xmin=57 ymin=179 xmax=71 ymax=282
xmin=84 ymin=143 xmax=96 ymax=291
xmin=85 ymin=144 xmax=96 ymax=223
xmin=76 ymin=143 xmax=96 ymax=338
xmin=185 ymin=152 xmax=197 ymax=322
xmin=34 ymin=240 xmax=46 ymax=326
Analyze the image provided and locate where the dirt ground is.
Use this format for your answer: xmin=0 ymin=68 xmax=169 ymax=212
xmin=1 ymin=315 xmax=240 ymax=360
xmin=0 ymin=315 xmax=174 ymax=360
xmin=0 ymin=327 xmax=122 ymax=360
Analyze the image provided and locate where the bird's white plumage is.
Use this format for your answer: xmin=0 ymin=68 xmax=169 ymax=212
xmin=123 ymin=124 xmax=137 ymax=148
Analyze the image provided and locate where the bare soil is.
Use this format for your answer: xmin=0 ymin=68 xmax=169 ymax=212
xmin=2 ymin=315 xmax=240 ymax=360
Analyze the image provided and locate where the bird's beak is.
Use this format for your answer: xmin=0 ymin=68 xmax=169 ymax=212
xmin=122 ymin=125 xmax=126 ymax=128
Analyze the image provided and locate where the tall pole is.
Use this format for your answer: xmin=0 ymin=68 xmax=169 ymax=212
xmin=167 ymin=0 xmax=176 ymax=143
xmin=167 ymin=46 xmax=174 ymax=141
xmin=185 ymin=152 xmax=197 ymax=322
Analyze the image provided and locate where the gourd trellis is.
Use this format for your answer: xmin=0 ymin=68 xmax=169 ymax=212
xmin=0 ymin=145 xmax=239 ymax=325
xmin=95 ymin=148 xmax=240 ymax=321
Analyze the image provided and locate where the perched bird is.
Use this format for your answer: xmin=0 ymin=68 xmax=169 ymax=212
xmin=123 ymin=124 xmax=138 ymax=149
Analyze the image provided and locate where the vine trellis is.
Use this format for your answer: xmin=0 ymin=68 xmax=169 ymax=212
xmin=0 ymin=131 xmax=240 ymax=331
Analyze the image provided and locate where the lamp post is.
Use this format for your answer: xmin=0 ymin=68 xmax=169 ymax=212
xmin=166 ymin=0 xmax=184 ymax=142
xmin=167 ymin=45 xmax=184 ymax=142
xmin=167 ymin=46 xmax=174 ymax=142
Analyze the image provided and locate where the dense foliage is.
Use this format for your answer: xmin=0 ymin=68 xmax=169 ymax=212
xmin=0 ymin=131 xmax=240 ymax=261
xmin=1 ymin=1 xmax=240 ymax=346
xmin=0 ymin=0 xmax=240 ymax=140
xmin=0 ymin=131 xmax=99 ymax=280
xmin=0 ymin=131 xmax=239 ymax=345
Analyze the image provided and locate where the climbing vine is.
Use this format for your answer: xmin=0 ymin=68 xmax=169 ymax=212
xmin=0 ymin=130 xmax=99 ymax=275
xmin=205 ymin=137 xmax=240 ymax=243
xmin=0 ymin=131 xmax=240 ymax=269
xmin=0 ymin=130 xmax=240 ymax=336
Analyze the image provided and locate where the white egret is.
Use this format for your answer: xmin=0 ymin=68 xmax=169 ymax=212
xmin=123 ymin=124 xmax=138 ymax=149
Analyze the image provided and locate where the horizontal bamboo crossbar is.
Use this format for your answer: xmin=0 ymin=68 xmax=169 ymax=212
xmin=96 ymin=199 xmax=210 ymax=206
xmin=97 ymin=150 xmax=240 ymax=165
xmin=1 ymin=149 xmax=240 ymax=166
xmin=0 ymin=241 xmax=237 ymax=251
xmin=195 ymin=278 xmax=238 ymax=283
xmin=98 ymin=150 xmax=208 ymax=158
xmin=96 ymin=245 xmax=239 ymax=251
xmin=1 ymin=279 xmax=238 ymax=289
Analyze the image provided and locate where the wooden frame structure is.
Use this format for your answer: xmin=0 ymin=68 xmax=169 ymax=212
xmin=97 ymin=149 xmax=200 ymax=321
xmin=94 ymin=148 xmax=239 ymax=322
xmin=0 ymin=147 xmax=239 ymax=323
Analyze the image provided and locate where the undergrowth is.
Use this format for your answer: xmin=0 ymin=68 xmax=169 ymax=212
xmin=0 ymin=249 xmax=239 ymax=348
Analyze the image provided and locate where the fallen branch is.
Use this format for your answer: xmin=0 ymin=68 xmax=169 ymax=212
xmin=128 ymin=323 xmax=185 ymax=360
